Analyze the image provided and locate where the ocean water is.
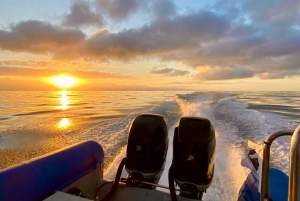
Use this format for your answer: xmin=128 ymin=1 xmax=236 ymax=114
xmin=0 ymin=91 xmax=299 ymax=200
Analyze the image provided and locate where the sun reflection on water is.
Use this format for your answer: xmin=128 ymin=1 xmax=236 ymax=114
xmin=58 ymin=117 xmax=70 ymax=128
xmin=60 ymin=90 xmax=69 ymax=110
xmin=57 ymin=90 xmax=71 ymax=128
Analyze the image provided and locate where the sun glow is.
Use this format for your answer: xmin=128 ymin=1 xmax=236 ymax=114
xmin=50 ymin=75 xmax=78 ymax=88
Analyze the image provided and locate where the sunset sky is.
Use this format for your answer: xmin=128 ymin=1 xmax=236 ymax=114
xmin=0 ymin=0 xmax=300 ymax=91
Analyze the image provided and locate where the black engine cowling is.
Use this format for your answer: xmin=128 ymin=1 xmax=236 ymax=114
xmin=171 ymin=117 xmax=216 ymax=199
xmin=125 ymin=114 xmax=168 ymax=187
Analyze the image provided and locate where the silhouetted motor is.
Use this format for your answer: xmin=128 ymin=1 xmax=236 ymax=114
xmin=172 ymin=117 xmax=216 ymax=200
xmin=125 ymin=114 xmax=168 ymax=188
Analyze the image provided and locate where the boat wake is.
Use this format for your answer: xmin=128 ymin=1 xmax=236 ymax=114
xmin=102 ymin=92 xmax=298 ymax=200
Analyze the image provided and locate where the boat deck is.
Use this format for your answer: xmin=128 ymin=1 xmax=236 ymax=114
xmin=45 ymin=182 xmax=195 ymax=201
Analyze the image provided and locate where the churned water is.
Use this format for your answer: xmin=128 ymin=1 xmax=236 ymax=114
xmin=0 ymin=91 xmax=299 ymax=200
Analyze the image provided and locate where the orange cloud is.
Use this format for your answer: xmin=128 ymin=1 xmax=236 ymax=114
xmin=0 ymin=66 xmax=133 ymax=79
xmin=0 ymin=59 xmax=99 ymax=69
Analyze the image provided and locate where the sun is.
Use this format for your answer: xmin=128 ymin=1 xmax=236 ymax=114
xmin=50 ymin=75 xmax=78 ymax=88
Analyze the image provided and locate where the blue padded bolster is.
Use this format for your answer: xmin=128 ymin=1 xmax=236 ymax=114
xmin=0 ymin=140 xmax=104 ymax=201
xmin=238 ymin=168 xmax=288 ymax=201
xmin=269 ymin=168 xmax=289 ymax=201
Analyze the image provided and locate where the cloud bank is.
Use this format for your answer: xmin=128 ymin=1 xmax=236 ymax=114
xmin=0 ymin=0 xmax=299 ymax=80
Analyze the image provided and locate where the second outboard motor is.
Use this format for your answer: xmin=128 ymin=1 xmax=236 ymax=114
xmin=169 ymin=117 xmax=216 ymax=200
xmin=125 ymin=114 xmax=168 ymax=189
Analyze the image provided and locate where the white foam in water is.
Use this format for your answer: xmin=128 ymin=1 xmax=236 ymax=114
xmin=171 ymin=93 xmax=248 ymax=200
xmin=162 ymin=92 xmax=296 ymax=200
xmin=157 ymin=125 xmax=176 ymax=193
xmin=104 ymin=146 xmax=127 ymax=180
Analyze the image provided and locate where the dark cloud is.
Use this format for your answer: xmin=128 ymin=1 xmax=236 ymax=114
xmin=195 ymin=67 xmax=254 ymax=80
xmin=241 ymin=0 xmax=300 ymax=27
xmin=0 ymin=20 xmax=85 ymax=54
xmin=77 ymin=10 xmax=230 ymax=60
xmin=155 ymin=21 xmax=300 ymax=79
xmin=169 ymin=69 xmax=190 ymax=76
xmin=256 ymin=54 xmax=300 ymax=72
xmin=0 ymin=66 xmax=132 ymax=79
xmin=95 ymin=0 xmax=143 ymax=21
xmin=249 ymin=32 xmax=300 ymax=58
xmin=63 ymin=0 xmax=104 ymax=27
xmin=213 ymin=0 xmax=300 ymax=27
xmin=151 ymin=67 xmax=190 ymax=76
xmin=151 ymin=0 xmax=177 ymax=19
xmin=242 ymin=53 xmax=300 ymax=79
xmin=151 ymin=68 xmax=173 ymax=74
xmin=95 ymin=0 xmax=176 ymax=22
xmin=259 ymin=70 xmax=300 ymax=79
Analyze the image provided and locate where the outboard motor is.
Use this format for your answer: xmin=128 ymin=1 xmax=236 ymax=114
xmin=125 ymin=114 xmax=168 ymax=189
xmin=169 ymin=117 xmax=216 ymax=200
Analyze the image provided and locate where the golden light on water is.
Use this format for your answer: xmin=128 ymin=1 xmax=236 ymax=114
xmin=57 ymin=90 xmax=71 ymax=128
xmin=50 ymin=75 xmax=78 ymax=89
xmin=60 ymin=90 xmax=69 ymax=110
xmin=58 ymin=118 xmax=70 ymax=128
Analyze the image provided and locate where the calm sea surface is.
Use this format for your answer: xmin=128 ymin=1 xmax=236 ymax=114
xmin=0 ymin=91 xmax=299 ymax=200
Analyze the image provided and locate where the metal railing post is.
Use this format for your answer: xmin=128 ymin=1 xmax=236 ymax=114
xmin=260 ymin=130 xmax=294 ymax=201
xmin=288 ymin=125 xmax=300 ymax=201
